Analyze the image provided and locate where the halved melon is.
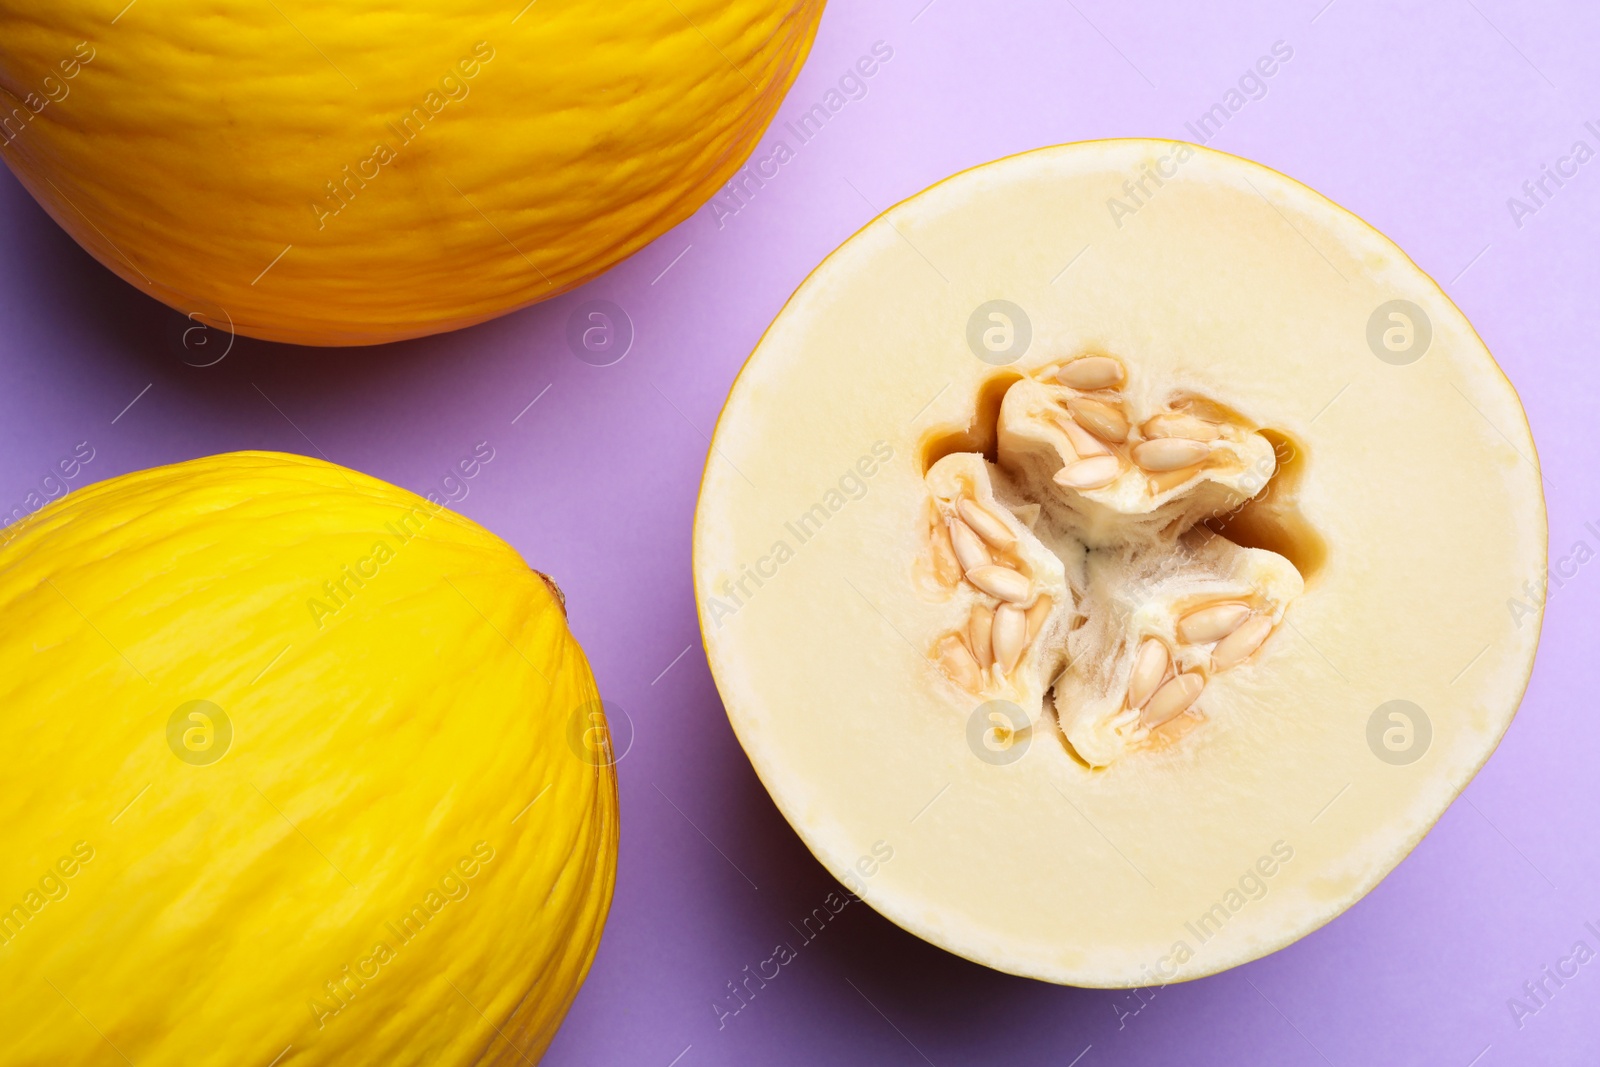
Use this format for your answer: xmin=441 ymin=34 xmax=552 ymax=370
xmin=692 ymin=140 xmax=1544 ymax=985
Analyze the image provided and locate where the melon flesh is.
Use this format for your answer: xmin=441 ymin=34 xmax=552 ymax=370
xmin=693 ymin=140 xmax=1544 ymax=986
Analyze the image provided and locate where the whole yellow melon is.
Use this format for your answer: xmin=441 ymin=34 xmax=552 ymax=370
xmin=0 ymin=0 xmax=825 ymax=344
xmin=0 ymin=452 xmax=617 ymax=1064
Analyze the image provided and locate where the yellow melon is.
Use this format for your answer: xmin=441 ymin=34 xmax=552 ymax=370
xmin=0 ymin=451 xmax=616 ymax=1063
xmin=0 ymin=0 xmax=824 ymax=344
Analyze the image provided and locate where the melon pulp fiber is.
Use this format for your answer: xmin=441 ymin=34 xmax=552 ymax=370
xmin=0 ymin=0 xmax=824 ymax=345
xmin=693 ymin=141 xmax=1545 ymax=986
xmin=0 ymin=452 xmax=616 ymax=1064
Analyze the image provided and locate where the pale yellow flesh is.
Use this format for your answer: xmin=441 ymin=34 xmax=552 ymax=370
xmin=693 ymin=141 xmax=1544 ymax=986
xmin=0 ymin=452 xmax=616 ymax=1063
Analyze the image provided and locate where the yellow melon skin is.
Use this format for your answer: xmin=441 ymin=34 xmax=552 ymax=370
xmin=0 ymin=0 xmax=824 ymax=345
xmin=0 ymin=452 xmax=617 ymax=1065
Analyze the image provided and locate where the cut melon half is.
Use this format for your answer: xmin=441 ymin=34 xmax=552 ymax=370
xmin=692 ymin=140 xmax=1545 ymax=986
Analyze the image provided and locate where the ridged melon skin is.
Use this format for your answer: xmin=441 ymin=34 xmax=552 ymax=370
xmin=0 ymin=0 xmax=825 ymax=344
xmin=0 ymin=452 xmax=617 ymax=1065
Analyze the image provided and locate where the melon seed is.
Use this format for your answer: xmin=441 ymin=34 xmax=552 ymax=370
xmin=966 ymin=564 xmax=1031 ymax=603
xmin=1212 ymin=614 xmax=1274 ymax=670
xmin=1056 ymin=416 xmax=1111 ymax=459
xmin=992 ymin=603 xmax=1027 ymax=673
xmin=1132 ymin=438 xmax=1210 ymax=472
xmin=1054 ymin=456 xmax=1121 ymax=490
xmin=929 ymin=520 xmax=963 ymax=587
xmin=1126 ymin=638 xmax=1169 ymax=708
xmin=948 ymin=518 xmax=993 ymax=573
xmin=1109 ymin=707 xmax=1148 ymax=739
xmin=968 ymin=603 xmax=996 ymax=668
xmin=1024 ymin=595 xmax=1053 ymax=642
xmin=958 ymin=498 xmax=1017 ymax=551
xmin=936 ymin=635 xmax=982 ymax=691
xmin=1141 ymin=673 xmax=1204 ymax=728
xmin=1146 ymin=468 xmax=1199 ymax=495
xmin=1065 ymin=398 xmax=1130 ymax=443
xmin=1056 ymin=356 xmax=1125 ymax=390
xmin=1044 ymin=423 xmax=1083 ymax=462
xmin=1177 ymin=602 xmax=1252 ymax=644
xmin=1142 ymin=413 xmax=1221 ymax=441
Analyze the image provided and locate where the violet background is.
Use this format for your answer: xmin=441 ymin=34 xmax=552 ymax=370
xmin=3 ymin=0 xmax=1598 ymax=1063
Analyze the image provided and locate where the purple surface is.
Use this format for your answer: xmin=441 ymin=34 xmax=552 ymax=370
xmin=3 ymin=1 xmax=1597 ymax=1063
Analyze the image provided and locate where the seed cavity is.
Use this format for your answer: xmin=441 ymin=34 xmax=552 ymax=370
xmin=1133 ymin=438 xmax=1210 ymax=472
xmin=1141 ymin=673 xmax=1204 ymax=728
xmin=1056 ymin=356 xmax=1125 ymax=391
xmin=1054 ymin=456 xmax=1121 ymax=490
xmin=923 ymin=354 xmax=1301 ymax=760
xmin=1065 ymin=397 xmax=1130 ymax=443
xmin=966 ymin=564 xmax=1031 ymax=604
xmin=1177 ymin=602 xmax=1252 ymax=644
xmin=1212 ymin=614 xmax=1274 ymax=670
